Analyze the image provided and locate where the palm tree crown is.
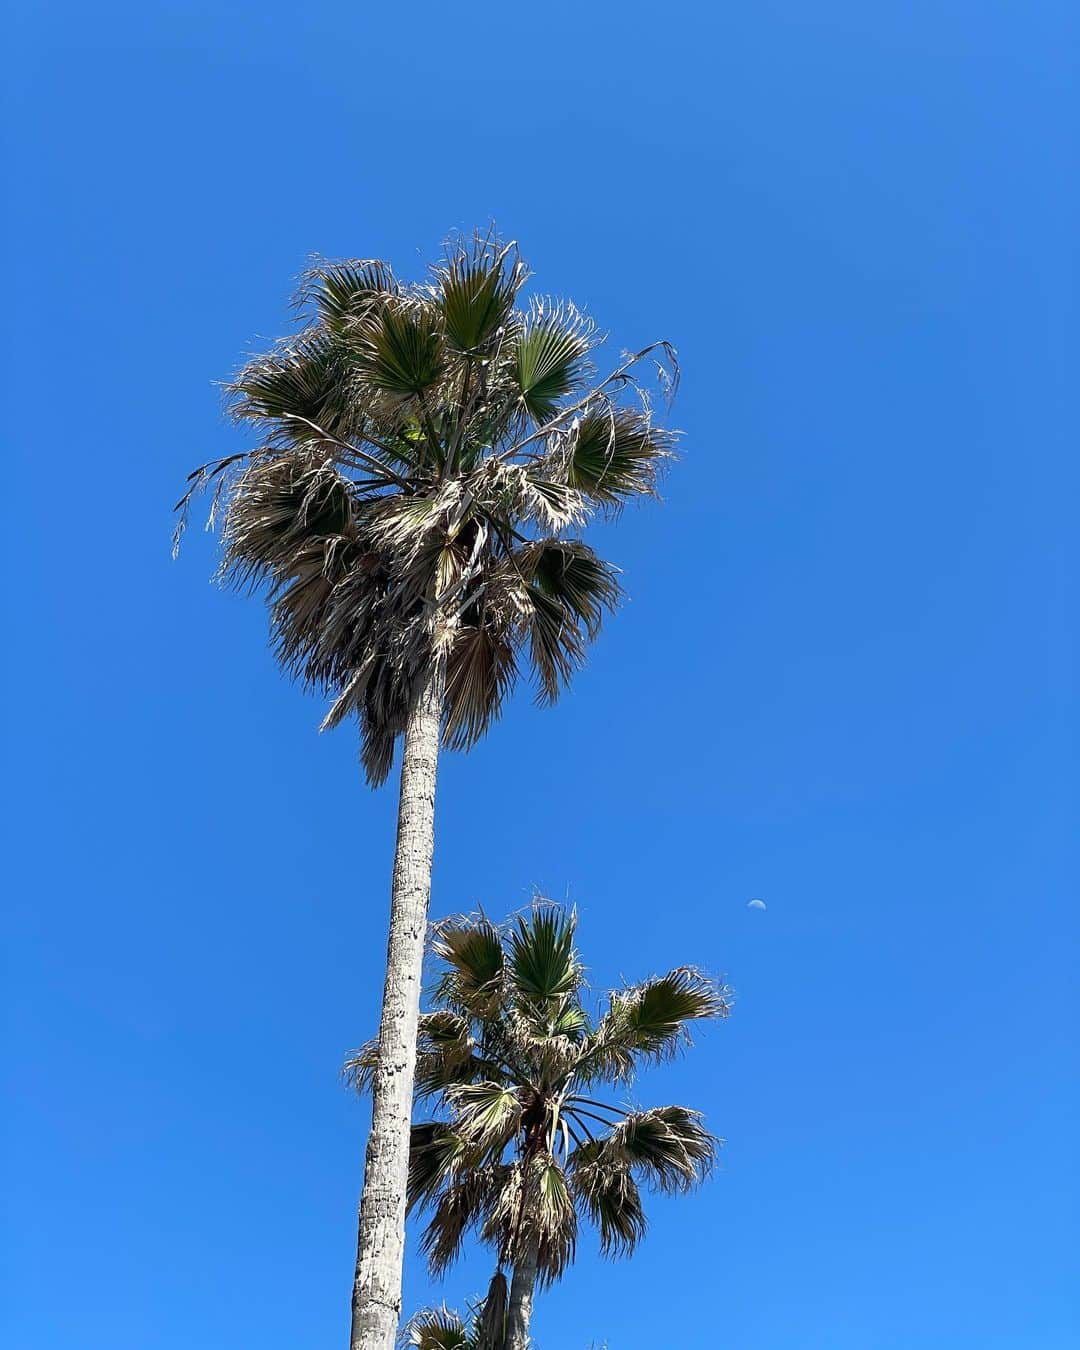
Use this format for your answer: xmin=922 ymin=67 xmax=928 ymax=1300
xmin=345 ymin=904 xmax=730 ymax=1288
xmin=177 ymin=230 xmax=677 ymax=783
xmin=402 ymin=1305 xmax=484 ymax=1350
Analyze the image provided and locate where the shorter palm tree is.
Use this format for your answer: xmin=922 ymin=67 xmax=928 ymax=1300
xmin=402 ymin=1307 xmax=483 ymax=1350
xmin=402 ymin=1272 xmax=508 ymax=1350
xmin=346 ymin=904 xmax=730 ymax=1350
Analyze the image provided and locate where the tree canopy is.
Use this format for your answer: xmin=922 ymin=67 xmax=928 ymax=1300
xmin=345 ymin=903 xmax=730 ymax=1286
xmin=178 ymin=231 xmax=678 ymax=783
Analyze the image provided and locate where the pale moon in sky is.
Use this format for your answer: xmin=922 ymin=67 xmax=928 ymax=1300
xmin=747 ymin=898 xmax=767 ymax=911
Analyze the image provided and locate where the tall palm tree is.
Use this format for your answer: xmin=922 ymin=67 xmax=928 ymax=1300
xmin=177 ymin=230 xmax=678 ymax=1350
xmin=346 ymin=904 xmax=730 ymax=1350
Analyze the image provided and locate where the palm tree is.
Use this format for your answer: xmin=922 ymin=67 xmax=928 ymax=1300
xmin=346 ymin=904 xmax=730 ymax=1350
xmin=402 ymin=1272 xmax=508 ymax=1350
xmin=177 ymin=230 xmax=678 ymax=1350
xmin=402 ymin=1306 xmax=488 ymax=1350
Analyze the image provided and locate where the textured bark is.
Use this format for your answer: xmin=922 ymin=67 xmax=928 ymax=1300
xmin=505 ymin=1243 xmax=539 ymax=1350
xmin=350 ymin=661 xmax=444 ymax=1350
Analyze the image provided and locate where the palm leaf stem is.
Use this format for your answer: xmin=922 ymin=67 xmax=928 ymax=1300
xmin=416 ymin=392 xmax=444 ymax=469
xmin=484 ymin=518 xmax=531 ymax=590
xmin=281 ymin=413 xmax=412 ymax=488
xmin=567 ymin=1096 xmax=628 ymax=1117
xmin=565 ymin=1106 xmax=622 ymax=1130
xmin=563 ymin=1119 xmax=589 ymax=1152
xmin=445 ymin=357 xmax=477 ymax=474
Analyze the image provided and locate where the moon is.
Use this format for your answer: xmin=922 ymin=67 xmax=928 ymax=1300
xmin=747 ymin=898 xmax=767 ymax=911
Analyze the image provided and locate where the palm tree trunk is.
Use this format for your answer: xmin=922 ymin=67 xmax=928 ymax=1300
xmin=505 ymin=1241 xmax=540 ymax=1350
xmin=350 ymin=659 xmax=444 ymax=1350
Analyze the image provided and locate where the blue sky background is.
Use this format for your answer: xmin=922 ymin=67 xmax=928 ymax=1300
xmin=4 ymin=2 xmax=1076 ymax=1347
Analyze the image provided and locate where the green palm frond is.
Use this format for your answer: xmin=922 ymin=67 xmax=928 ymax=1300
xmin=228 ymin=333 xmax=353 ymax=442
xmin=586 ymin=1105 xmax=717 ymax=1195
xmin=561 ymin=408 xmax=675 ymax=507
xmin=445 ymin=1081 xmax=522 ymax=1153
xmin=522 ymin=584 xmax=586 ymax=704
xmin=219 ymin=454 xmax=353 ymax=583
xmin=219 ymin=460 xmax=371 ymax=692
xmin=494 ymin=539 xmax=620 ymax=705
xmin=550 ymin=1002 xmax=589 ymax=1040
xmin=585 ymin=968 xmax=730 ymax=1082
xmin=414 ymin=1010 xmax=480 ymax=1098
xmin=407 ymin=1122 xmax=468 ymax=1214
xmin=419 ymin=1009 xmax=472 ymax=1051
xmin=355 ymin=300 xmax=447 ymax=399
xmin=507 ymin=905 xmax=581 ymax=1006
xmin=432 ymin=917 xmax=505 ymax=1013
xmin=434 ymin=238 xmax=523 ymax=354
xmin=523 ymin=540 xmax=621 ymax=639
xmin=511 ymin=302 xmax=594 ymax=423
xmin=402 ymin=1305 xmax=472 ymax=1350
xmin=296 ymin=257 xmax=397 ymax=329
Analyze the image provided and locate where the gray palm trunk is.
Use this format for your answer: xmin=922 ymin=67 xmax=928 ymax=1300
xmin=505 ymin=1242 xmax=540 ymax=1350
xmin=350 ymin=660 xmax=445 ymax=1350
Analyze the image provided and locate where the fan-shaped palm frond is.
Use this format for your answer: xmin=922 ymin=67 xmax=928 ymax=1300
xmin=434 ymin=238 xmax=524 ymax=355
xmin=581 ymin=1105 xmax=717 ymax=1195
xmin=560 ymin=408 xmax=676 ymax=508
xmin=524 ymin=538 xmax=620 ymax=638
xmin=355 ymin=300 xmax=448 ymax=401
xmin=446 ymin=1081 xmax=523 ymax=1154
xmin=582 ymin=968 xmax=732 ymax=1083
xmin=407 ymin=1121 xmax=473 ymax=1216
xmin=228 ymin=333 xmax=356 ymax=445
xmin=402 ymin=1305 xmax=471 ymax=1350
xmin=297 ymin=257 xmax=397 ymax=330
xmin=432 ymin=917 xmax=505 ymax=1014
xmin=511 ymin=302 xmax=595 ymax=423
xmin=507 ymin=905 xmax=581 ymax=1006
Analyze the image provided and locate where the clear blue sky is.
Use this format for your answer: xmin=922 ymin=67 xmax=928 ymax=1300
xmin=4 ymin=2 xmax=1076 ymax=1347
